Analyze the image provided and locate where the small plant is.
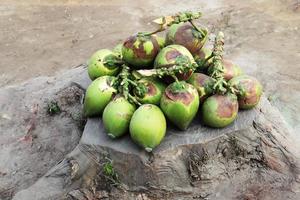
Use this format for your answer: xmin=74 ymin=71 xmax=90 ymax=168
xmin=102 ymin=157 xmax=120 ymax=186
xmin=71 ymin=111 xmax=86 ymax=131
xmin=47 ymin=101 xmax=61 ymax=116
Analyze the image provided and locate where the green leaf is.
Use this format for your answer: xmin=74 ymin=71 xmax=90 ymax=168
xmin=170 ymin=81 xmax=186 ymax=93
xmin=103 ymin=54 xmax=123 ymax=69
xmin=192 ymin=29 xmax=203 ymax=39
xmin=175 ymin=55 xmax=190 ymax=66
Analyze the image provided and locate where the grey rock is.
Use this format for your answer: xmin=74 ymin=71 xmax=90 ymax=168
xmin=0 ymin=66 xmax=86 ymax=200
xmin=11 ymin=68 xmax=300 ymax=200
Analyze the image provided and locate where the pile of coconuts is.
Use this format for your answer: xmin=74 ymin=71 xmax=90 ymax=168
xmin=83 ymin=11 xmax=262 ymax=152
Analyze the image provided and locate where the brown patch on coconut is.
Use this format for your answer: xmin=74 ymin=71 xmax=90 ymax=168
xmin=194 ymin=73 xmax=213 ymax=103
xmin=146 ymin=82 xmax=157 ymax=96
xmin=165 ymin=49 xmax=182 ymax=62
xmin=123 ymin=35 xmax=159 ymax=59
xmin=162 ymin=49 xmax=192 ymax=82
xmin=165 ymin=87 xmax=194 ymax=105
xmin=174 ymin=24 xmax=202 ymax=54
xmin=195 ymin=73 xmax=211 ymax=86
xmin=150 ymin=36 xmax=160 ymax=55
xmin=195 ymin=49 xmax=206 ymax=59
xmin=164 ymin=49 xmax=193 ymax=83
xmin=223 ymin=59 xmax=235 ymax=81
xmin=215 ymin=95 xmax=238 ymax=118
xmin=239 ymin=79 xmax=259 ymax=107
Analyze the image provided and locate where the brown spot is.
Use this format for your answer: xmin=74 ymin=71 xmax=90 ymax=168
xmin=165 ymin=49 xmax=182 ymax=62
xmin=165 ymin=87 xmax=194 ymax=105
xmin=194 ymin=73 xmax=213 ymax=102
xmin=195 ymin=73 xmax=211 ymax=86
xmin=195 ymin=49 xmax=206 ymax=59
xmin=123 ymin=35 xmax=159 ymax=60
xmin=150 ymin=36 xmax=160 ymax=55
xmin=215 ymin=95 xmax=238 ymax=118
xmin=174 ymin=24 xmax=204 ymax=54
xmin=239 ymin=79 xmax=259 ymax=107
xmin=223 ymin=59 xmax=234 ymax=80
xmin=163 ymin=49 xmax=192 ymax=82
xmin=146 ymin=82 xmax=157 ymax=96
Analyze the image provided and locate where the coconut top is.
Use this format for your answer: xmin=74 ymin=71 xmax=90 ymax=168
xmin=154 ymin=44 xmax=195 ymax=69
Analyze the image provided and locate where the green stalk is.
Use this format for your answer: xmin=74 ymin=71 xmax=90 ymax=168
xmin=189 ymin=20 xmax=206 ymax=38
xmin=135 ymin=56 xmax=198 ymax=80
xmin=171 ymin=11 xmax=202 ymax=24
xmin=117 ymin=65 xmax=142 ymax=105
xmin=138 ymin=11 xmax=203 ymax=37
xmin=102 ymin=55 xmax=125 ymax=68
xmin=210 ymin=32 xmax=237 ymax=95
xmin=210 ymin=32 xmax=227 ymax=94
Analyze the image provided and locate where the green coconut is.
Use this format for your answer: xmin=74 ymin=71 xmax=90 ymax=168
xmin=166 ymin=22 xmax=208 ymax=55
xmin=122 ymin=34 xmax=161 ymax=69
xmin=228 ymin=75 xmax=263 ymax=109
xmin=112 ymin=43 xmax=123 ymax=58
xmin=154 ymin=44 xmax=195 ymax=81
xmin=83 ymin=76 xmax=117 ymax=117
xmin=134 ymin=78 xmax=166 ymax=105
xmin=187 ymin=73 xmax=214 ymax=102
xmin=103 ymin=96 xmax=136 ymax=138
xmin=155 ymin=35 xmax=166 ymax=49
xmin=208 ymin=59 xmax=243 ymax=81
xmin=160 ymin=81 xmax=199 ymax=130
xmin=201 ymin=93 xmax=239 ymax=128
xmin=87 ymin=49 xmax=121 ymax=80
xmin=130 ymin=104 xmax=166 ymax=152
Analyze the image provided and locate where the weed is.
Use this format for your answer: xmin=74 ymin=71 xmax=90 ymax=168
xmin=71 ymin=111 xmax=86 ymax=131
xmin=102 ymin=157 xmax=120 ymax=187
xmin=47 ymin=101 xmax=61 ymax=116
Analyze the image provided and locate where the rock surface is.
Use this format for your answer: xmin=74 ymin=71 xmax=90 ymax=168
xmin=0 ymin=65 xmax=88 ymax=199
xmin=10 ymin=68 xmax=300 ymax=200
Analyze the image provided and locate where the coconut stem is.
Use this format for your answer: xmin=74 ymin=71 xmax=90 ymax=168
xmin=195 ymin=52 xmax=214 ymax=68
xmin=204 ymin=53 xmax=214 ymax=63
xmin=189 ymin=20 xmax=206 ymax=38
xmin=102 ymin=55 xmax=125 ymax=67
xmin=171 ymin=75 xmax=179 ymax=82
xmin=136 ymin=56 xmax=198 ymax=80
xmin=210 ymin=32 xmax=229 ymax=94
xmin=140 ymin=11 xmax=204 ymax=37
xmin=117 ymin=65 xmax=141 ymax=105
xmin=171 ymin=11 xmax=202 ymax=25
xmin=138 ymin=27 xmax=165 ymax=37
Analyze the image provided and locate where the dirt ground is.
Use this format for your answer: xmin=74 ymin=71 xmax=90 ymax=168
xmin=0 ymin=0 xmax=299 ymax=130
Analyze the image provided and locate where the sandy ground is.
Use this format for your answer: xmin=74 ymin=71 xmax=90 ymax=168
xmin=0 ymin=0 xmax=299 ymax=132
